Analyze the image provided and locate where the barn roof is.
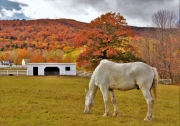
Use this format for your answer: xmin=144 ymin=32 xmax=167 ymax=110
xmin=27 ymin=63 xmax=76 ymax=65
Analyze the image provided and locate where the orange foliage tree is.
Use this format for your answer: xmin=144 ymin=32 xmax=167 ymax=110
xmin=74 ymin=12 xmax=141 ymax=70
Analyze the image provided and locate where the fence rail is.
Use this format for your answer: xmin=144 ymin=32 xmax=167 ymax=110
xmin=0 ymin=65 xmax=27 ymax=69
xmin=0 ymin=70 xmax=92 ymax=77
xmin=76 ymin=71 xmax=92 ymax=78
xmin=0 ymin=70 xmax=27 ymax=76
xmin=158 ymin=79 xmax=172 ymax=84
xmin=0 ymin=70 xmax=173 ymax=84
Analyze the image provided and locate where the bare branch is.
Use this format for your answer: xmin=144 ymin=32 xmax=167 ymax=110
xmin=152 ymin=10 xmax=176 ymax=29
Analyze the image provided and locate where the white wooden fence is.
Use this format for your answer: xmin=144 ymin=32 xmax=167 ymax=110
xmin=76 ymin=71 xmax=92 ymax=78
xmin=0 ymin=70 xmax=173 ymax=85
xmin=0 ymin=70 xmax=27 ymax=76
xmin=158 ymin=79 xmax=172 ymax=84
xmin=0 ymin=70 xmax=92 ymax=77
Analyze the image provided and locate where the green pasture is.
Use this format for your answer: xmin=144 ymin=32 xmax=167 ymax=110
xmin=0 ymin=76 xmax=179 ymax=126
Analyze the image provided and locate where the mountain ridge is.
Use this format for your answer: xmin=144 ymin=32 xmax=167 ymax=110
xmin=0 ymin=18 xmax=157 ymax=51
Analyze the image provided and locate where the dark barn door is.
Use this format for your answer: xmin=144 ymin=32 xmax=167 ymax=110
xmin=33 ymin=67 xmax=38 ymax=76
xmin=44 ymin=67 xmax=60 ymax=76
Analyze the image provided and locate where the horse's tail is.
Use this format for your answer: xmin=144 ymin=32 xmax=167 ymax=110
xmin=151 ymin=67 xmax=158 ymax=99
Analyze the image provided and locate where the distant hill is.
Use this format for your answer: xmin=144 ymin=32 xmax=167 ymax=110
xmin=58 ymin=18 xmax=88 ymax=29
xmin=131 ymin=26 xmax=156 ymax=32
xmin=0 ymin=19 xmax=89 ymax=50
xmin=0 ymin=18 xmax=156 ymax=51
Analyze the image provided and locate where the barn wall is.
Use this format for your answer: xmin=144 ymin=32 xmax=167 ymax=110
xmin=27 ymin=63 xmax=76 ymax=76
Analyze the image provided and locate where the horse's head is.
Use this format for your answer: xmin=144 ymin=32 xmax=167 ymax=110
xmin=84 ymin=89 xmax=94 ymax=114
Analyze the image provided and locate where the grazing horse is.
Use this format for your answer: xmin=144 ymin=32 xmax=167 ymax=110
xmin=84 ymin=59 xmax=158 ymax=121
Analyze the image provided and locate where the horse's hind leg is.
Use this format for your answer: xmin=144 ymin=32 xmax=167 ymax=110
xmin=109 ymin=89 xmax=119 ymax=117
xmin=141 ymin=88 xmax=154 ymax=121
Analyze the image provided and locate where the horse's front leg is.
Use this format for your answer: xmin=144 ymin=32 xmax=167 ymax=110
xmin=100 ymin=86 xmax=110 ymax=116
xmin=110 ymin=89 xmax=119 ymax=117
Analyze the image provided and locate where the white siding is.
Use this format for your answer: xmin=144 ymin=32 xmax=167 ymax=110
xmin=27 ymin=63 xmax=76 ymax=76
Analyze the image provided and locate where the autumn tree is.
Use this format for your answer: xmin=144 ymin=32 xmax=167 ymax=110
xmin=75 ymin=12 xmax=140 ymax=70
xmin=152 ymin=10 xmax=179 ymax=83
xmin=134 ymin=29 xmax=157 ymax=66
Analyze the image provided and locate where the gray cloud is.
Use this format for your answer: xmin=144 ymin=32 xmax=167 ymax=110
xmin=64 ymin=0 xmax=179 ymax=26
xmin=0 ymin=0 xmax=179 ymax=26
xmin=0 ymin=0 xmax=28 ymax=19
xmin=113 ymin=0 xmax=179 ymax=26
xmin=0 ymin=0 xmax=27 ymax=10
xmin=70 ymin=0 xmax=113 ymax=10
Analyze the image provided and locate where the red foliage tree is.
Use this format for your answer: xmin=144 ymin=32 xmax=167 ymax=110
xmin=74 ymin=12 xmax=137 ymax=70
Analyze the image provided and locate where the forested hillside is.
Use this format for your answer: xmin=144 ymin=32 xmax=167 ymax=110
xmin=0 ymin=19 xmax=87 ymax=50
xmin=0 ymin=12 xmax=179 ymax=83
xmin=0 ymin=18 xmax=156 ymax=51
xmin=0 ymin=19 xmax=88 ymax=65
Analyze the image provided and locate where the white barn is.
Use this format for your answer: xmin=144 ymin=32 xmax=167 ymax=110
xmin=27 ymin=63 xmax=76 ymax=76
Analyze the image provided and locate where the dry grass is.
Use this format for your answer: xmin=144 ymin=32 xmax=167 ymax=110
xmin=0 ymin=76 xmax=179 ymax=126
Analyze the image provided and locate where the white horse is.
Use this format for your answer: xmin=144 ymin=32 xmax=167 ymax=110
xmin=84 ymin=59 xmax=158 ymax=121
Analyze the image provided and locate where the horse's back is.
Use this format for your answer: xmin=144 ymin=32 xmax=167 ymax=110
xmin=91 ymin=60 xmax=154 ymax=89
xmin=98 ymin=60 xmax=153 ymax=79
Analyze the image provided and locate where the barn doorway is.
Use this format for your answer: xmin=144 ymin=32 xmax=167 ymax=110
xmin=44 ymin=67 xmax=60 ymax=76
xmin=33 ymin=67 xmax=38 ymax=76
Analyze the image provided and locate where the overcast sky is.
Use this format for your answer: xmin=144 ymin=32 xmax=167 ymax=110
xmin=0 ymin=0 xmax=179 ymax=27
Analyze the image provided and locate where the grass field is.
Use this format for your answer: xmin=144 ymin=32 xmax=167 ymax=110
xmin=0 ymin=76 xmax=179 ymax=126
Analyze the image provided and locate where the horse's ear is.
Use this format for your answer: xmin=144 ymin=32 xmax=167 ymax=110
xmin=85 ymin=88 xmax=88 ymax=94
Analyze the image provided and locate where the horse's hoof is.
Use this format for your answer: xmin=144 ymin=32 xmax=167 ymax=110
xmin=144 ymin=116 xmax=153 ymax=121
xmin=103 ymin=113 xmax=110 ymax=117
xmin=113 ymin=112 xmax=118 ymax=117
xmin=144 ymin=117 xmax=150 ymax=121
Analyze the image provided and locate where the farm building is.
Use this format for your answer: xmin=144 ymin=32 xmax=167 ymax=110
xmin=0 ymin=60 xmax=14 ymax=66
xmin=27 ymin=63 xmax=76 ymax=76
